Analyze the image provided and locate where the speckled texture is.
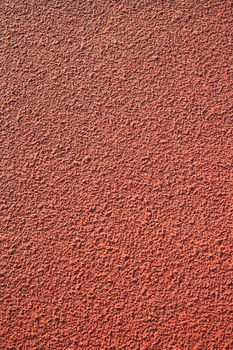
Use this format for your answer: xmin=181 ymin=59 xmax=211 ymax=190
xmin=1 ymin=1 xmax=233 ymax=349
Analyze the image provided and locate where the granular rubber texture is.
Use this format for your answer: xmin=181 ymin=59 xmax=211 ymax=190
xmin=0 ymin=1 xmax=233 ymax=349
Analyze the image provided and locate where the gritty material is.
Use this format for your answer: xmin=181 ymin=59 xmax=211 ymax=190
xmin=0 ymin=1 xmax=233 ymax=349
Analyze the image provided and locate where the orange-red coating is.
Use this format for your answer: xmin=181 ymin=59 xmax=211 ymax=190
xmin=0 ymin=1 xmax=233 ymax=349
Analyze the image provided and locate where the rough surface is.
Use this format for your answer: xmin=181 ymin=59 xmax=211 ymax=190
xmin=0 ymin=1 xmax=233 ymax=349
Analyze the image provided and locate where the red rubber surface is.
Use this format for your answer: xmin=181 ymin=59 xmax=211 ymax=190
xmin=1 ymin=1 xmax=233 ymax=349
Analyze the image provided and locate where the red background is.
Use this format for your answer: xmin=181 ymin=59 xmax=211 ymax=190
xmin=1 ymin=1 xmax=232 ymax=349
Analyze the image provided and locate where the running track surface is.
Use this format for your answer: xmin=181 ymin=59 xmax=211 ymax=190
xmin=1 ymin=1 xmax=232 ymax=349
